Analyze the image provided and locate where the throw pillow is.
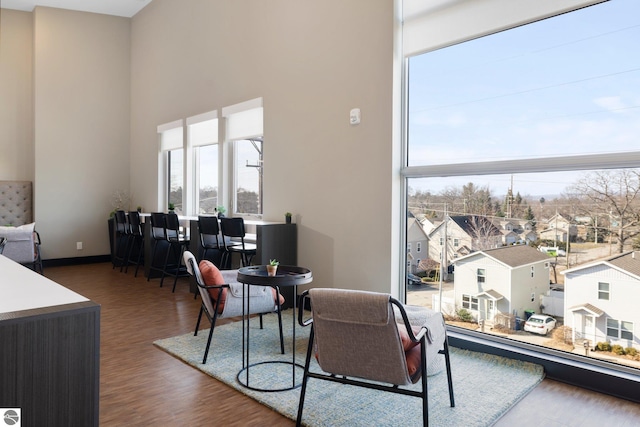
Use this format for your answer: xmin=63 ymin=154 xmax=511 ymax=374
xmin=199 ymin=260 xmax=228 ymax=313
xmin=397 ymin=323 xmax=423 ymax=380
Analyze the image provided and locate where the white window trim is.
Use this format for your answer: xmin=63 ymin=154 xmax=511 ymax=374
xmin=399 ymin=0 xmax=640 ymax=400
xmin=187 ymin=110 xmax=219 ymax=215
xmin=157 ymin=119 xmax=184 ymax=212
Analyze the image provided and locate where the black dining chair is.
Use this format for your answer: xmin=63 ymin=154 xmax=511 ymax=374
xmin=147 ymin=212 xmax=169 ymax=283
xmin=219 ymin=217 xmax=256 ymax=268
xmin=124 ymin=211 xmax=145 ymax=277
xmin=163 ymin=211 xmax=191 ymax=292
xmin=113 ymin=210 xmax=130 ymax=271
xmin=198 ymin=215 xmax=223 ymax=266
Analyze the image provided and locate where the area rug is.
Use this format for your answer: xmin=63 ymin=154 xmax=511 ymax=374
xmin=154 ymin=312 xmax=544 ymax=426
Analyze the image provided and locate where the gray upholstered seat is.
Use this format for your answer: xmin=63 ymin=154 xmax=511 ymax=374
xmin=296 ymin=288 xmax=454 ymax=427
xmin=183 ymin=250 xmax=284 ymax=364
xmin=0 ymin=222 xmax=43 ymax=273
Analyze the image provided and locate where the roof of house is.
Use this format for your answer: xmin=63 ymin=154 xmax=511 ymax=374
xmin=567 ymin=303 xmax=605 ymax=317
xmin=449 ymin=215 xmax=503 ymax=237
xmin=563 ymin=251 xmax=640 ymax=279
xmin=453 ymin=244 xmax=550 ymax=267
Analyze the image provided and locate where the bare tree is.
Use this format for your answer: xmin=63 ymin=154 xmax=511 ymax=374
xmin=463 ymin=215 xmax=502 ymax=251
xmin=568 ymin=170 xmax=640 ymax=253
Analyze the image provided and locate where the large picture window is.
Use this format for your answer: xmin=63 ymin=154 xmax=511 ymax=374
xmin=187 ymin=111 xmax=219 ymax=214
xmin=402 ymin=0 xmax=640 ymax=374
xmin=158 ymin=119 xmax=184 ymax=214
xmin=222 ymin=98 xmax=264 ymax=216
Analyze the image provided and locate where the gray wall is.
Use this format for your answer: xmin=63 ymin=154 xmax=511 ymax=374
xmin=0 ymin=10 xmax=34 ymax=181
xmin=1 ymin=1 xmax=398 ymax=294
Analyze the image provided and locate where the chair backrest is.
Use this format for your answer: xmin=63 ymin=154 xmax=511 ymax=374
xmin=0 ymin=222 xmax=37 ymax=264
xmin=308 ymin=288 xmax=412 ymax=386
xmin=150 ymin=213 xmax=166 ymax=240
xmin=164 ymin=212 xmax=180 ymax=240
xmin=219 ymin=217 xmax=245 ymax=239
xmin=184 ymin=251 xmax=217 ymax=316
xmin=114 ymin=210 xmax=128 ymax=234
xmin=198 ymin=215 xmax=220 ymax=247
xmin=219 ymin=217 xmax=249 ymax=251
xmin=128 ymin=211 xmax=143 ymax=236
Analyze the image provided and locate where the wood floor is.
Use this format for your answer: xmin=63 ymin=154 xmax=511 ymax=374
xmin=44 ymin=262 xmax=640 ymax=426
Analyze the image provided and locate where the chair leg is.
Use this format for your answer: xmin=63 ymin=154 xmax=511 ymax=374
xmin=202 ymin=312 xmax=220 ymax=364
xmin=421 ymin=338 xmax=428 ymax=427
xmin=172 ymin=245 xmax=187 ymax=293
xmin=147 ymin=240 xmax=158 ymax=282
xmin=123 ymin=234 xmax=136 ymax=273
xmin=296 ymin=326 xmax=315 ymax=427
xmin=276 ymin=293 xmax=285 ymax=354
xmin=159 ymin=242 xmax=172 ymax=287
xmin=133 ymin=239 xmax=144 ymax=277
xmin=443 ymin=338 xmax=455 ymax=407
xmin=202 ymin=323 xmax=216 ymax=364
xmin=194 ymin=305 xmax=204 ymax=336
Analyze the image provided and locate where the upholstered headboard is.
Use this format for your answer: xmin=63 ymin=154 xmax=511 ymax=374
xmin=0 ymin=181 xmax=33 ymax=226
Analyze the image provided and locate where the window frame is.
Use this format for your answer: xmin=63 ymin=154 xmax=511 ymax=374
xmin=222 ymin=98 xmax=264 ymax=218
xmin=477 ymin=268 xmax=486 ymax=284
xmin=598 ymin=282 xmax=610 ymax=301
xmin=187 ymin=110 xmax=219 ymax=215
xmin=462 ymin=294 xmax=479 ymax=311
xmin=399 ymin=0 xmax=640 ymax=401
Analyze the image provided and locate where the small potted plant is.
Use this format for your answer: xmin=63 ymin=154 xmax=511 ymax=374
xmin=285 ymin=212 xmax=292 ymax=224
xmin=266 ymin=259 xmax=279 ymax=276
xmin=216 ymin=206 xmax=226 ymax=218
xmin=168 ymin=203 xmax=175 ymax=212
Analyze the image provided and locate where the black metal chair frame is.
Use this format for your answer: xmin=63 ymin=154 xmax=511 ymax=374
xmin=163 ymin=212 xmax=191 ymax=292
xmin=124 ymin=211 xmax=145 ymax=277
xmin=147 ymin=213 xmax=169 ymax=283
xmin=295 ymin=290 xmax=455 ymax=427
xmin=198 ymin=215 xmax=223 ymax=265
xmin=220 ymin=217 xmax=256 ymax=268
xmin=0 ymin=237 xmax=6 ymax=254
xmin=185 ymin=252 xmax=285 ymax=364
xmin=113 ymin=210 xmax=130 ymax=271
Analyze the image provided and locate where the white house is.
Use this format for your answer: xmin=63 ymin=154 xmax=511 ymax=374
xmin=452 ymin=245 xmax=551 ymax=325
xmin=540 ymin=213 xmax=577 ymax=243
xmin=428 ymin=215 xmax=503 ymax=268
xmin=407 ymin=215 xmax=429 ymax=274
xmin=562 ymin=251 xmax=640 ymax=350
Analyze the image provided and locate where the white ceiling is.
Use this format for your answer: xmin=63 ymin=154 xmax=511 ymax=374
xmin=1 ymin=0 xmax=152 ymax=17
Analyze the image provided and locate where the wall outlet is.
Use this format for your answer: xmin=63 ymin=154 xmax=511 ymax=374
xmin=77 ymin=242 xmax=83 ymax=250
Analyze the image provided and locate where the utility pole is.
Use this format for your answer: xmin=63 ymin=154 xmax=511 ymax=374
xmin=439 ymin=203 xmax=447 ymax=313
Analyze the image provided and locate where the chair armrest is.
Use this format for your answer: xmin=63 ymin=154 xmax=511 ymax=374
xmin=391 ymin=298 xmax=427 ymax=344
xmin=298 ymin=290 xmax=313 ymax=327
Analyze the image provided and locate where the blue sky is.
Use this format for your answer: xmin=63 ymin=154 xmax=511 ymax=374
xmin=407 ymin=0 xmax=640 ymax=197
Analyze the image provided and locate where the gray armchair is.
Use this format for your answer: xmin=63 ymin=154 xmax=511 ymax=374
xmin=0 ymin=222 xmax=43 ymax=274
xmin=183 ymin=250 xmax=285 ymax=364
xmin=296 ymin=288 xmax=454 ymax=427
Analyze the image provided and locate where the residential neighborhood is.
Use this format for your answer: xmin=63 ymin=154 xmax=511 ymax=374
xmin=407 ymin=210 xmax=640 ymax=360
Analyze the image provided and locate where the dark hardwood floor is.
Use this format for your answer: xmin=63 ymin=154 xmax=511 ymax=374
xmin=44 ymin=262 xmax=640 ymax=426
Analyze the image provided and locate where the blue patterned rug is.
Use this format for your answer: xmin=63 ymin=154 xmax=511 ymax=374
xmin=154 ymin=311 xmax=544 ymax=426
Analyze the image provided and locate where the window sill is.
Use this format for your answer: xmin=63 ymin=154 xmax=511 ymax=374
xmin=447 ymin=326 xmax=640 ymax=403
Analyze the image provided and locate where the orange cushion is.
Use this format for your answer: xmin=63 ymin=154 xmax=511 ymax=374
xmin=199 ymin=260 xmax=228 ymax=313
xmin=198 ymin=260 xmax=285 ymax=314
xmin=397 ymin=323 xmax=423 ymax=378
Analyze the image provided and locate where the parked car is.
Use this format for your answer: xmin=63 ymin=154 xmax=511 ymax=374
xmin=524 ymin=314 xmax=557 ymax=335
xmin=407 ymin=273 xmax=422 ymax=285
